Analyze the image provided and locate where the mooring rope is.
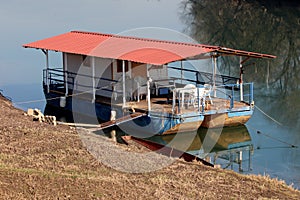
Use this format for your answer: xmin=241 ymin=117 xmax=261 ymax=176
xmin=12 ymin=90 xmax=93 ymax=105
xmin=254 ymin=105 xmax=283 ymax=126
xmin=246 ymin=123 xmax=298 ymax=149
xmin=12 ymin=84 xmax=112 ymax=105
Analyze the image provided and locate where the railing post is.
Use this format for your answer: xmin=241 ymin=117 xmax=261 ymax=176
xmin=178 ymin=91 xmax=181 ymax=114
xmin=172 ymin=89 xmax=176 ymax=114
xmin=197 ymin=88 xmax=200 ymax=112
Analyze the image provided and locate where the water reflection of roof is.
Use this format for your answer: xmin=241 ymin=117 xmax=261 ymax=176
xmin=23 ymin=30 xmax=276 ymax=66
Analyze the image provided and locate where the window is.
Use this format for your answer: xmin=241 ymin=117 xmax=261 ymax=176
xmin=117 ymin=60 xmax=129 ymax=72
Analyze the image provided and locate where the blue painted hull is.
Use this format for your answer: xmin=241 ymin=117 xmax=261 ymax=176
xmin=44 ymin=92 xmax=204 ymax=135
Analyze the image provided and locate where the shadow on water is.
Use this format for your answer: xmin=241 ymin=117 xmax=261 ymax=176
xmin=45 ymin=102 xmax=254 ymax=173
xmin=148 ymin=125 xmax=253 ymax=172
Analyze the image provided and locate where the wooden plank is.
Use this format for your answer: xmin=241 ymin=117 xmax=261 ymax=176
xmin=91 ymin=112 xmax=146 ymax=131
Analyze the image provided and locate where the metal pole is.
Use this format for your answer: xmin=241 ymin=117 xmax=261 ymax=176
xmin=46 ymin=50 xmax=50 ymax=93
xmin=92 ymin=57 xmax=96 ymax=103
xmin=63 ymin=53 xmax=68 ymax=97
xmin=146 ymin=64 xmax=151 ymax=113
xmin=122 ymin=60 xmax=126 ymax=108
xmin=239 ymin=150 xmax=243 ymax=172
xmin=240 ymin=56 xmax=244 ymax=101
xmin=213 ymin=56 xmax=217 ymax=97
xmin=172 ymin=89 xmax=176 ymax=114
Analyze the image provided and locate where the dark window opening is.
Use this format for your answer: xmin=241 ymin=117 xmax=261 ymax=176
xmin=117 ymin=60 xmax=129 ymax=72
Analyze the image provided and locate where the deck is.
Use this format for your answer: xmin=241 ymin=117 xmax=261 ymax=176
xmin=113 ymin=97 xmax=250 ymax=116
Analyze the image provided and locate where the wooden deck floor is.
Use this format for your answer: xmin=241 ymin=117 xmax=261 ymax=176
xmin=114 ymin=97 xmax=250 ymax=115
xmin=69 ymin=91 xmax=250 ymax=115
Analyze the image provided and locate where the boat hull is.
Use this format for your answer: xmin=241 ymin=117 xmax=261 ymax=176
xmin=201 ymin=110 xmax=253 ymax=128
xmin=44 ymin=91 xmax=204 ymax=135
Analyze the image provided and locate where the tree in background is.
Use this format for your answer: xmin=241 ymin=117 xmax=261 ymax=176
xmin=181 ymin=0 xmax=300 ymax=94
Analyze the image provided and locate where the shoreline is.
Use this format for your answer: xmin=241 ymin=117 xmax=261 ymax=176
xmin=0 ymin=92 xmax=299 ymax=199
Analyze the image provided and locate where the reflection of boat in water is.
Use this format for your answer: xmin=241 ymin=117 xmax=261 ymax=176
xmin=23 ymin=31 xmax=275 ymax=135
xmin=149 ymin=125 xmax=253 ymax=172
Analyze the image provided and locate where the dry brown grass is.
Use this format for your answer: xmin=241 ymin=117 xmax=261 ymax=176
xmin=0 ymin=93 xmax=299 ymax=199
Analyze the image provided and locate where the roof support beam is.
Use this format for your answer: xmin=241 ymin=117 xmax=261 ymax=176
xmin=240 ymin=56 xmax=244 ymax=101
xmin=92 ymin=56 xmax=96 ymax=103
xmin=63 ymin=53 xmax=68 ymax=97
xmin=45 ymin=50 xmax=49 ymax=93
xmin=122 ymin=60 xmax=126 ymax=108
xmin=147 ymin=64 xmax=151 ymax=113
xmin=212 ymin=55 xmax=218 ymax=97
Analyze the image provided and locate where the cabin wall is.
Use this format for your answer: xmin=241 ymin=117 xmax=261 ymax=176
xmin=94 ymin=57 xmax=113 ymax=97
xmin=149 ymin=65 xmax=168 ymax=79
xmin=131 ymin=63 xmax=147 ymax=78
xmin=64 ymin=53 xmax=168 ymax=99
xmin=65 ymin=53 xmax=113 ymax=98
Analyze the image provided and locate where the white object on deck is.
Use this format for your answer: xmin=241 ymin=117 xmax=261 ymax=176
xmin=60 ymin=96 xmax=66 ymax=108
xmin=175 ymin=84 xmax=213 ymax=109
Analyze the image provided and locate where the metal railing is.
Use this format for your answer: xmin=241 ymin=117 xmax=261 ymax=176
xmin=167 ymin=66 xmax=253 ymax=113
xmin=168 ymin=66 xmax=239 ymax=86
xmin=215 ymin=82 xmax=254 ymax=109
xmin=43 ymin=68 xmax=118 ymax=95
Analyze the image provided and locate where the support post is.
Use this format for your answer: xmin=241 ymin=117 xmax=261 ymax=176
xmin=110 ymin=110 xmax=117 ymax=143
xmin=238 ymin=151 xmax=243 ymax=172
xmin=91 ymin=56 xmax=96 ymax=103
xmin=197 ymin=88 xmax=200 ymax=112
xmin=137 ymin=82 xmax=140 ymax=102
xmin=212 ymin=56 xmax=217 ymax=97
xmin=172 ymin=89 xmax=176 ymax=114
xmin=46 ymin=50 xmax=50 ymax=93
xmin=122 ymin=60 xmax=126 ymax=108
xmin=146 ymin=64 xmax=151 ymax=113
xmin=63 ymin=53 xmax=68 ymax=97
xmin=239 ymin=56 xmax=244 ymax=101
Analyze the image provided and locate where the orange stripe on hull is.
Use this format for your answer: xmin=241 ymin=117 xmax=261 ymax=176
xmin=201 ymin=113 xmax=251 ymax=128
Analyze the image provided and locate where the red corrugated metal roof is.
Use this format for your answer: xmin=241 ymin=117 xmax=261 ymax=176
xmin=23 ymin=31 xmax=276 ymax=65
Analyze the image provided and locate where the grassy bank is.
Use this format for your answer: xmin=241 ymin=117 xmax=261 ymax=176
xmin=0 ymin=93 xmax=299 ymax=199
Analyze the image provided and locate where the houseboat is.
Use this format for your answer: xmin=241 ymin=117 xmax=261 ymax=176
xmin=23 ymin=30 xmax=275 ymax=135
